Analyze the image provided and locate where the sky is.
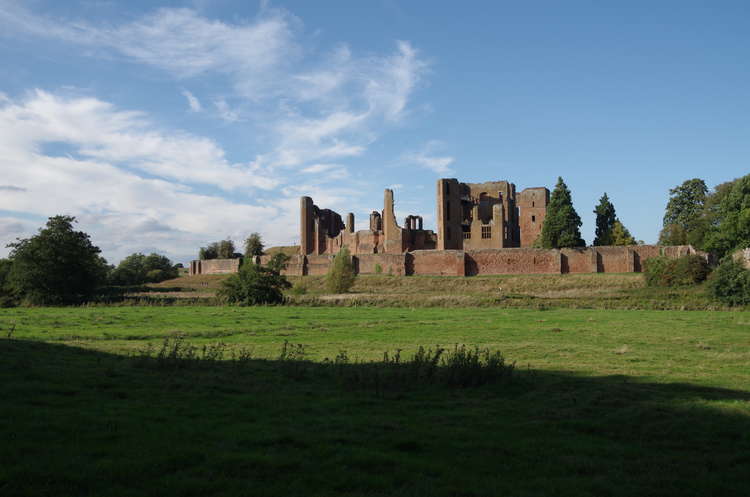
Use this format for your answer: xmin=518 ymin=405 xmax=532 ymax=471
xmin=0 ymin=0 xmax=748 ymax=265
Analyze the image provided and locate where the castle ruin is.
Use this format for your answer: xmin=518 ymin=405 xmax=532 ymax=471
xmin=190 ymin=177 xmax=708 ymax=277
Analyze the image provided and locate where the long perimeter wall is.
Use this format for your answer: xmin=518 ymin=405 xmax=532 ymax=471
xmin=190 ymin=245 xmax=705 ymax=277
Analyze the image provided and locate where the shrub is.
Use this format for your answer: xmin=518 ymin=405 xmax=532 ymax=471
xmin=374 ymin=263 xmax=383 ymax=274
xmin=289 ymin=280 xmax=308 ymax=296
xmin=707 ymin=258 xmax=750 ymax=306
xmin=644 ymin=255 xmax=710 ymax=287
xmin=325 ymin=246 xmax=356 ymax=293
xmin=218 ymin=261 xmax=291 ymax=305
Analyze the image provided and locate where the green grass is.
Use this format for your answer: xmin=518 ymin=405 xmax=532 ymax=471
xmin=1 ymin=306 xmax=749 ymax=496
xmin=144 ymin=273 xmax=731 ymax=310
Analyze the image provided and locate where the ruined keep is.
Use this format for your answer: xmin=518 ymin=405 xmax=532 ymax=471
xmin=300 ymin=189 xmax=437 ymax=256
xmin=436 ymin=179 xmax=548 ymax=250
xmin=189 ymin=177 xmax=710 ymax=277
xmin=302 ymin=179 xmax=548 ymax=256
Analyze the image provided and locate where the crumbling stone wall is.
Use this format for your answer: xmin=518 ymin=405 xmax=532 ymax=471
xmin=595 ymin=246 xmax=635 ymax=273
xmin=299 ymin=189 xmax=436 ymax=257
xmin=560 ymin=248 xmax=595 ymax=274
xmin=409 ymin=250 xmax=465 ymax=276
xmin=190 ymin=245 xmax=706 ymax=277
xmin=188 ymin=258 xmax=241 ymax=275
xmin=354 ymin=254 xmax=406 ymax=276
xmin=466 ymin=248 xmax=561 ymax=275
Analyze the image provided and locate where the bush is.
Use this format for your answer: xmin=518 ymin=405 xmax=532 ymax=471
xmin=325 ymin=247 xmax=356 ymax=293
xmin=707 ymin=258 xmax=750 ymax=306
xmin=217 ymin=261 xmax=291 ymax=305
xmin=644 ymin=255 xmax=710 ymax=287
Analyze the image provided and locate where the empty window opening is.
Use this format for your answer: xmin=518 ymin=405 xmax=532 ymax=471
xmin=532 ymin=215 xmax=536 ymax=223
xmin=532 ymin=201 xmax=535 ymax=207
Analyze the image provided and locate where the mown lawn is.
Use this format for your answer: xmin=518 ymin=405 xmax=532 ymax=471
xmin=1 ymin=306 xmax=749 ymax=496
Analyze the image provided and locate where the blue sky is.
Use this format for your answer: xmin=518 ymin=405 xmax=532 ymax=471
xmin=1 ymin=0 xmax=748 ymax=264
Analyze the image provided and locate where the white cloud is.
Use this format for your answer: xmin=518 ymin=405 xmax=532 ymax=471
xmin=0 ymin=91 xmax=290 ymax=262
xmin=0 ymin=5 xmax=428 ymax=173
xmin=402 ymin=141 xmax=455 ymax=175
xmin=213 ymin=97 xmax=240 ymax=122
xmin=181 ymin=90 xmax=201 ymax=112
xmin=0 ymin=5 xmax=434 ymax=262
xmin=0 ymin=5 xmax=298 ymax=98
xmin=0 ymin=90 xmax=276 ymax=191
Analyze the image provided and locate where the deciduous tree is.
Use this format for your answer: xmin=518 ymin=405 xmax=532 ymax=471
xmin=6 ymin=215 xmax=108 ymax=304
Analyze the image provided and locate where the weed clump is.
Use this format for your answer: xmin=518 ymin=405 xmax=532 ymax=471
xmin=329 ymin=344 xmax=515 ymax=394
xmin=644 ymin=255 xmax=710 ymax=287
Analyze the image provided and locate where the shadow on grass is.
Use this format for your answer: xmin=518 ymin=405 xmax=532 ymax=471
xmin=1 ymin=339 xmax=749 ymax=497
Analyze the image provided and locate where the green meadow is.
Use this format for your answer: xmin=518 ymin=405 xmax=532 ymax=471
xmin=2 ymin=305 xmax=749 ymax=496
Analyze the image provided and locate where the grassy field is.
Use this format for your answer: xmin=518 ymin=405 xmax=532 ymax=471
xmin=143 ymin=272 xmax=729 ymax=310
xmin=1 ymin=306 xmax=749 ymax=496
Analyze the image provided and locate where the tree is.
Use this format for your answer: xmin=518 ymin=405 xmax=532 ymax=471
xmin=199 ymin=243 xmax=219 ymax=260
xmin=267 ymin=253 xmax=291 ymax=273
xmin=218 ymin=260 xmax=291 ymax=305
xmin=659 ymin=178 xmax=708 ymax=245
xmin=704 ymin=174 xmax=750 ymax=258
xmin=6 ymin=215 xmax=108 ymax=304
xmin=325 ymin=246 xmax=356 ymax=293
xmin=217 ymin=239 xmax=236 ymax=259
xmin=0 ymin=259 xmax=17 ymax=307
xmin=199 ymin=239 xmax=238 ymax=260
xmin=244 ymin=233 xmax=265 ymax=258
xmin=593 ymin=193 xmax=616 ymax=246
xmin=610 ymin=220 xmax=636 ymax=246
xmin=539 ymin=177 xmax=585 ymax=248
xmin=110 ymin=252 xmax=179 ymax=285
xmin=707 ymin=257 xmax=750 ymax=306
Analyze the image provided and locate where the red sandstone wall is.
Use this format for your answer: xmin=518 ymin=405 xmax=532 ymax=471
xmin=354 ymin=254 xmax=406 ymax=276
xmin=560 ymin=248 xmax=594 ymax=274
xmin=595 ymin=247 xmax=635 ymax=273
xmin=305 ymin=255 xmax=334 ymax=276
xmin=195 ymin=258 xmax=241 ymax=275
xmin=466 ymin=248 xmax=560 ymax=275
xmin=409 ymin=250 xmax=465 ymax=276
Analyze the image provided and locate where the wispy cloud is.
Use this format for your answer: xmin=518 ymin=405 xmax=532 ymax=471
xmin=402 ymin=141 xmax=455 ymax=175
xmin=0 ymin=185 xmax=27 ymax=192
xmin=181 ymin=90 xmax=201 ymax=112
xmin=0 ymin=5 xmax=428 ymax=172
xmin=213 ymin=97 xmax=240 ymax=122
xmin=0 ymin=90 xmax=276 ymax=191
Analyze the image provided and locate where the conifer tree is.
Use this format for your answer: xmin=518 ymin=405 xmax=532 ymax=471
xmin=593 ymin=193 xmax=616 ymax=246
xmin=611 ymin=220 xmax=636 ymax=245
xmin=539 ymin=177 xmax=585 ymax=248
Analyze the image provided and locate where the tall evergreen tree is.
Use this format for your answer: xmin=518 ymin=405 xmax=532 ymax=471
xmin=610 ymin=221 xmax=637 ymax=246
xmin=539 ymin=177 xmax=585 ymax=248
xmin=593 ymin=193 xmax=617 ymax=246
